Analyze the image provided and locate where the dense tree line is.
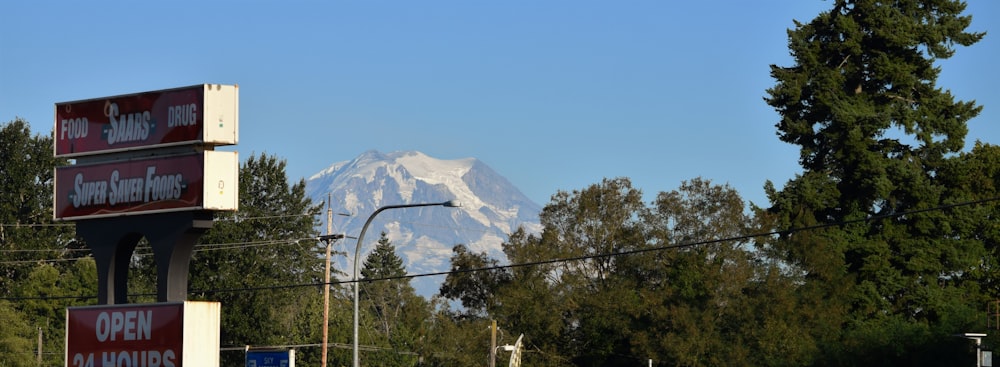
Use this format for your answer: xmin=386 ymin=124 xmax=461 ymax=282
xmin=1 ymin=1 xmax=997 ymax=366
xmin=0 ymin=119 xmax=88 ymax=366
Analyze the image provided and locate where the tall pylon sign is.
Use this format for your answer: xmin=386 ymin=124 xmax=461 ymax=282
xmin=55 ymin=84 xmax=239 ymax=367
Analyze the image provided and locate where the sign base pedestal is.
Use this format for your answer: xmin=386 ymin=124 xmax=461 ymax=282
xmin=76 ymin=211 xmax=214 ymax=304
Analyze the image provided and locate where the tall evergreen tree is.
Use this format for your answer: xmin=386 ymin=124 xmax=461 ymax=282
xmin=186 ymin=153 xmax=324 ymax=366
xmin=938 ymin=143 xmax=1000 ymax=297
xmin=358 ymin=232 xmax=428 ymax=367
xmin=763 ymin=0 xmax=986 ymax=364
xmin=361 ymin=232 xmax=407 ymax=337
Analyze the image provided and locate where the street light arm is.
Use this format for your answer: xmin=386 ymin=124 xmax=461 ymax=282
xmin=353 ymin=201 xmax=461 ymax=282
xmin=352 ymin=200 xmax=460 ymax=367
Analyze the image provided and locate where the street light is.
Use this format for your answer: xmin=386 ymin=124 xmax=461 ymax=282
xmin=353 ymin=200 xmax=461 ymax=367
xmin=955 ymin=333 xmax=988 ymax=367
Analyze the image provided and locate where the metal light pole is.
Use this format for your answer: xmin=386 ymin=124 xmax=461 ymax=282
xmin=353 ymin=200 xmax=461 ymax=367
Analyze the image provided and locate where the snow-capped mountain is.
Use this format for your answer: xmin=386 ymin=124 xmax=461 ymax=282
xmin=305 ymin=150 xmax=542 ymax=296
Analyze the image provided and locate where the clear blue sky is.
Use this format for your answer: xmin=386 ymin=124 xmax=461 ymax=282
xmin=2 ymin=1 xmax=997 ymax=208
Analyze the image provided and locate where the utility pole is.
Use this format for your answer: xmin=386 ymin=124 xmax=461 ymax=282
xmin=319 ymin=194 xmax=348 ymax=367
xmin=322 ymin=195 xmax=332 ymax=367
xmin=37 ymin=327 xmax=42 ymax=367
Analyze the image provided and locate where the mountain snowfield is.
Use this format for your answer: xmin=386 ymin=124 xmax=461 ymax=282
xmin=304 ymin=150 xmax=542 ymax=296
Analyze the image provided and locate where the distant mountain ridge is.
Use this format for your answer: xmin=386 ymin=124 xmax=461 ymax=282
xmin=304 ymin=150 xmax=542 ymax=296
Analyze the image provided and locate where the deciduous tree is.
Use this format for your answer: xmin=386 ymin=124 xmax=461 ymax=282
xmin=439 ymin=243 xmax=510 ymax=318
xmin=0 ymin=300 xmax=34 ymax=367
xmin=0 ymin=118 xmax=84 ymax=366
xmin=0 ymin=118 xmax=74 ymax=295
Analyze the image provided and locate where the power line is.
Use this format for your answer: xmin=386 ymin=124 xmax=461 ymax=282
xmin=222 ymin=342 xmax=417 ymax=354
xmin=0 ymin=223 xmax=73 ymax=228
xmin=0 ymin=257 xmax=82 ymax=265
xmin=395 ymin=219 xmax=512 ymax=235
xmin=0 ymin=237 xmax=324 ymax=260
xmin=6 ymin=195 xmax=997 ymax=302
xmin=194 ymin=237 xmax=320 ymax=251
xmin=0 ymin=248 xmax=89 ymax=253
xmin=220 ymin=213 xmax=320 ymax=222
xmin=0 ymin=243 xmax=319 ymax=265
xmin=0 ymin=218 xmax=467 ymax=261
xmin=0 ymin=219 xmax=474 ymax=258
xmin=0 ymin=217 xmax=490 ymax=256
xmin=0 ymin=212 xmax=318 ymax=229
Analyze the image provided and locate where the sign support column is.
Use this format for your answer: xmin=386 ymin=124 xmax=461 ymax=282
xmin=76 ymin=211 xmax=214 ymax=304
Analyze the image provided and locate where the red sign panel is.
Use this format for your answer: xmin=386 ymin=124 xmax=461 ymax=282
xmin=66 ymin=303 xmax=183 ymax=367
xmin=54 ymin=154 xmax=206 ymax=220
xmin=54 ymin=84 xmax=236 ymax=157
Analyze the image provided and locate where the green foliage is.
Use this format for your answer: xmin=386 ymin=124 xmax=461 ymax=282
xmin=0 ymin=300 xmax=35 ymax=367
xmin=0 ymin=119 xmax=87 ymax=366
xmin=417 ymin=302 xmax=493 ymax=367
xmin=438 ymin=178 xmax=792 ymax=366
xmin=359 ymin=232 xmax=427 ymax=367
xmin=0 ymin=119 xmax=64 ymax=226
xmin=362 ymin=232 xmax=407 ymax=280
xmin=763 ymin=0 xmax=990 ymax=364
xmin=939 ymin=143 xmax=1000 ymax=299
xmin=634 ymin=178 xmax=760 ymax=366
xmin=7 ymin=259 xmax=98 ymax=366
xmin=0 ymin=118 xmax=75 ymax=295
xmin=439 ymin=243 xmax=510 ymax=318
xmin=186 ymin=153 xmax=325 ymax=366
